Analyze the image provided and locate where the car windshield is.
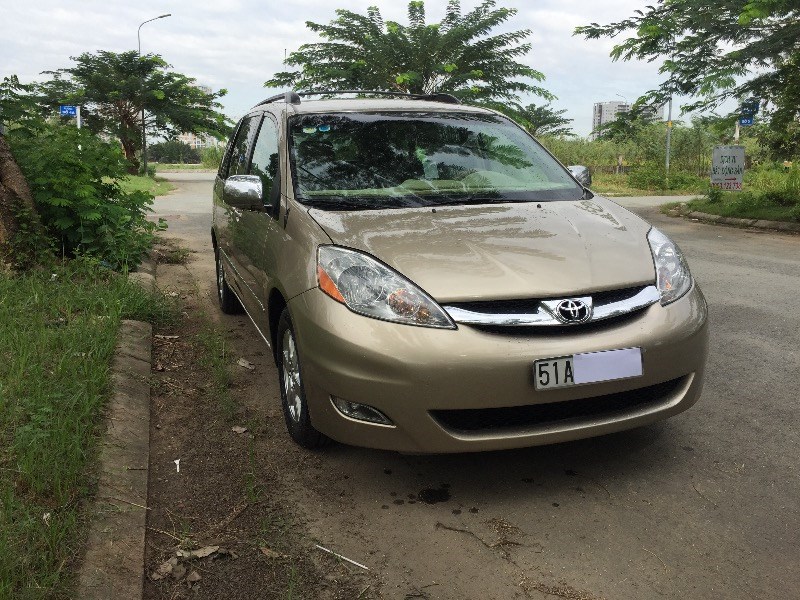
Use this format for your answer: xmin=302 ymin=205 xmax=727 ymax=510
xmin=288 ymin=111 xmax=582 ymax=210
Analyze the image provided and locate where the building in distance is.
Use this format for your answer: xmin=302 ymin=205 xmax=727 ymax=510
xmin=591 ymin=100 xmax=665 ymax=139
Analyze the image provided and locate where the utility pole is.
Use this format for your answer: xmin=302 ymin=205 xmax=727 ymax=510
xmin=138 ymin=13 xmax=171 ymax=175
xmin=664 ymin=32 xmax=675 ymax=190
xmin=665 ymin=95 xmax=673 ymax=188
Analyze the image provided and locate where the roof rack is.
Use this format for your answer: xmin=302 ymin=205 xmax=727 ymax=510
xmin=256 ymin=91 xmax=302 ymax=106
xmin=255 ymin=89 xmax=460 ymax=107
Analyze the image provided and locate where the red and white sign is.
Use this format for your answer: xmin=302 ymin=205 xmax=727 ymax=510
xmin=711 ymin=145 xmax=745 ymax=190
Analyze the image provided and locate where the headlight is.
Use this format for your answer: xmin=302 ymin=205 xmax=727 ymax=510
xmin=317 ymin=246 xmax=456 ymax=329
xmin=647 ymin=227 xmax=693 ymax=305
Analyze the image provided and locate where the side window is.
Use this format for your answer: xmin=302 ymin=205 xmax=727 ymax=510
xmin=249 ymin=117 xmax=279 ymax=195
xmin=226 ymin=115 xmax=260 ymax=177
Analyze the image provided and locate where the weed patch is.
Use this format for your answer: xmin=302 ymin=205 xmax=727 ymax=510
xmin=0 ymin=259 xmax=174 ymax=598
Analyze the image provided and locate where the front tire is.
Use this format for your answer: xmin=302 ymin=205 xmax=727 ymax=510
xmin=215 ymin=246 xmax=242 ymax=314
xmin=276 ymin=309 xmax=328 ymax=449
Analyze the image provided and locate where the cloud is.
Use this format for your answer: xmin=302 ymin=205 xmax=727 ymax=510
xmin=2 ymin=0 xmax=682 ymax=134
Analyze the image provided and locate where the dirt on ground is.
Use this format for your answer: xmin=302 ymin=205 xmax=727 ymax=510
xmin=143 ymin=241 xmax=374 ymax=600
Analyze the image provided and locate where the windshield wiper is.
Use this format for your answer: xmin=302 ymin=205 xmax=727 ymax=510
xmin=301 ymin=196 xmax=424 ymax=211
xmin=430 ymin=194 xmax=506 ymax=206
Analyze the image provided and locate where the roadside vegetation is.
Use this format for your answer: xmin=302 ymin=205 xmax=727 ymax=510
xmin=673 ymin=164 xmax=800 ymax=222
xmin=0 ymin=72 xmax=179 ymax=598
xmin=153 ymin=163 xmax=214 ymax=172
xmin=0 ymin=260 xmax=175 ymax=598
xmin=117 ymin=174 xmax=173 ymax=197
xmin=148 ymin=141 xmax=223 ymax=170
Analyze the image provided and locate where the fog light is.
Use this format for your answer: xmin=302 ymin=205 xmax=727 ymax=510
xmin=331 ymin=396 xmax=393 ymax=425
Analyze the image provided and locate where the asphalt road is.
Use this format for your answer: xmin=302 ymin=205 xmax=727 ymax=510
xmin=153 ymin=173 xmax=800 ymax=599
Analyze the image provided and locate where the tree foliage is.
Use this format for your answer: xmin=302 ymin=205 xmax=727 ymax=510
xmin=542 ymin=117 xmax=733 ymax=182
xmin=148 ymin=140 xmax=201 ymax=164
xmin=9 ymin=122 xmax=165 ymax=269
xmin=594 ymin=105 xmax=659 ymax=143
xmin=503 ymin=103 xmax=574 ymax=137
xmin=266 ymin=0 xmax=551 ymax=104
xmin=38 ymin=51 xmax=231 ymax=169
xmin=575 ymin=1 xmax=800 ymax=114
xmin=0 ymin=76 xmax=49 ymax=270
xmin=2 ymin=75 xmax=165 ymax=269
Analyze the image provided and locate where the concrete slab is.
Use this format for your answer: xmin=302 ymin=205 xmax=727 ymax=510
xmin=76 ymin=320 xmax=152 ymax=600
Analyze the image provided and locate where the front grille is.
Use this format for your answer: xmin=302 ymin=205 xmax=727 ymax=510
xmin=430 ymin=377 xmax=685 ymax=434
xmin=447 ymin=286 xmax=646 ymax=315
xmin=467 ymin=311 xmax=638 ymax=336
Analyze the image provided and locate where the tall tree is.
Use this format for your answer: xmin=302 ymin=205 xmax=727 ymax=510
xmin=39 ymin=51 xmax=230 ymax=170
xmin=505 ymin=103 xmax=574 ymax=137
xmin=266 ymin=0 xmax=552 ymax=104
xmin=0 ymin=76 xmax=46 ymax=270
xmin=594 ymin=105 xmax=659 ymax=143
xmin=574 ymin=1 xmax=800 ymax=119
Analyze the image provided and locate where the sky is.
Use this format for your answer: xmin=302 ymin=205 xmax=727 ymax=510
xmin=1 ymin=0 xmax=710 ymax=136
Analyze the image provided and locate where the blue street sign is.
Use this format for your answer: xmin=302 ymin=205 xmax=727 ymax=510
xmin=59 ymin=105 xmax=77 ymax=117
xmin=741 ymin=99 xmax=759 ymax=115
xmin=739 ymin=116 xmax=754 ymax=126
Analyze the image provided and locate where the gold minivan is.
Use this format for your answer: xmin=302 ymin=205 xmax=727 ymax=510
xmin=212 ymin=91 xmax=708 ymax=453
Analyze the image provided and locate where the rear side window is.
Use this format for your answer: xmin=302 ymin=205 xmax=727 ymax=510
xmin=226 ymin=115 xmax=260 ymax=177
xmin=249 ymin=117 xmax=279 ymax=195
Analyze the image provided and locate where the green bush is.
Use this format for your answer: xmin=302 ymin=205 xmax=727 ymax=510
xmin=149 ymin=139 xmax=201 ymax=164
xmin=201 ymin=145 xmax=224 ymax=169
xmin=762 ymin=189 xmax=797 ymax=207
xmin=137 ymin=163 xmax=156 ymax=178
xmin=785 ymin=165 xmax=800 ymax=196
xmin=628 ymin=163 xmax=705 ymax=191
xmin=706 ymin=187 xmax=724 ymax=203
xmin=9 ymin=124 xmax=165 ymax=269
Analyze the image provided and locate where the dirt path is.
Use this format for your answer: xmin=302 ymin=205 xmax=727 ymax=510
xmin=143 ymin=173 xmax=800 ymax=600
xmin=143 ymin=245 xmax=373 ymax=599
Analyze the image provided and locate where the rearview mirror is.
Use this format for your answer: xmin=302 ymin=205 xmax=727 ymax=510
xmin=567 ymin=165 xmax=592 ymax=187
xmin=223 ymin=175 xmax=264 ymax=211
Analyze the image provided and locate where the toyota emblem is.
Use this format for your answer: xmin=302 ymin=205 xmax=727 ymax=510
xmin=556 ymin=299 xmax=591 ymax=323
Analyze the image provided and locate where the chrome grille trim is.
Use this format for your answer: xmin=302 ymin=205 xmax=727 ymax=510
xmin=443 ymin=285 xmax=660 ymax=327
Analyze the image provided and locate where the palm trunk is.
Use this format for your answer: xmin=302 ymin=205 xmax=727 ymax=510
xmin=120 ymin=135 xmax=140 ymax=174
xmin=0 ymin=134 xmax=44 ymax=269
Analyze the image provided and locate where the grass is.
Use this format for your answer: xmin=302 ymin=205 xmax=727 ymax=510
xmin=153 ymin=163 xmax=215 ymax=172
xmin=676 ymin=193 xmax=800 ymax=222
xmin=154 ymin=240 xmax=192 ymax=265
xmin=659 ymin=166 xmax=800 ymax=222
xmin=118 ymin=174 xmax=174 ymax=197
xmin=591 ymin=172 xmax=702 ymax=197
xmin=0 ymin=259 xmax=175 ymax=599
xmin=195 ymin=326 xmax=237 ymax=423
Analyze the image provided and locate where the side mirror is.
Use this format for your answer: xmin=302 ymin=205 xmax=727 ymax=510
xmin=567 ymin=165 xmax=592 ymax=187
xmin=223 ymin=175 xmax=264 ymax=211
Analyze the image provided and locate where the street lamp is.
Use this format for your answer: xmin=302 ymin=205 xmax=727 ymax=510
xmin=138 ymin=13 xmax=171 ymax=175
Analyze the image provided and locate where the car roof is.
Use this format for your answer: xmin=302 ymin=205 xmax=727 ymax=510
xmin=254 ymin=97 xmax=496 ymax=117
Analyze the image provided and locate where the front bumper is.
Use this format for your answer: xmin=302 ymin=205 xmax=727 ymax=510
xmin=289 ymin=285 xmax=709 ymax=453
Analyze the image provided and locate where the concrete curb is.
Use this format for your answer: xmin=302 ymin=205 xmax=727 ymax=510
xmin=129 ymin=256 xmax=156 ymax=292
xmin=686 ymin=210 xmax=800 ymax=232
xmin=76 ymin=320 xmax=152 ymax=600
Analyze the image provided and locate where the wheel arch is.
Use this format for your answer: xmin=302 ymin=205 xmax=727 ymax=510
xmin=268 ymin=288 xmax=288 ymax=363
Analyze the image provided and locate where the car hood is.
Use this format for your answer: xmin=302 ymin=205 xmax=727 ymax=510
xmin=307 ymin=198 xmax=656 ymax=302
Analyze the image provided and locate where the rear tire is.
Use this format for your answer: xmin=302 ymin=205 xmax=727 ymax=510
xmin=276 ymin=309 xmax=329 ymax=449
xmin=215 ymin=246 xmax=243 ymax=314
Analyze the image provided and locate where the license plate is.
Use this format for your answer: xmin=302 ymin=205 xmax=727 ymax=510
xmin=534 ymin=347 xmax=643 ymax=390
